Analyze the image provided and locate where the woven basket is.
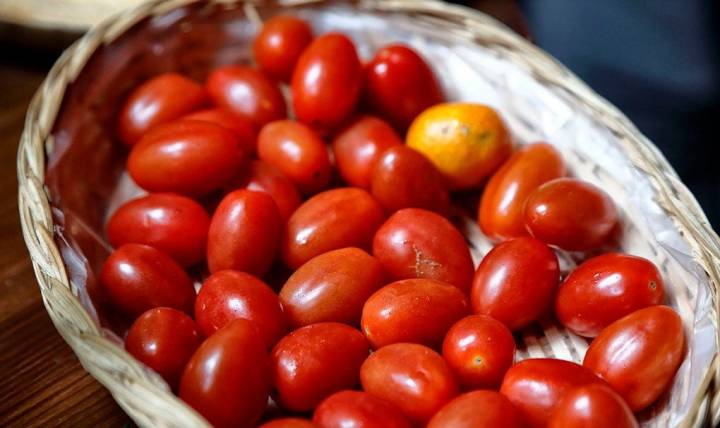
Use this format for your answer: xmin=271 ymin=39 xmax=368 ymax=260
xmin=17 ymin=0 xmax=720 ymax=426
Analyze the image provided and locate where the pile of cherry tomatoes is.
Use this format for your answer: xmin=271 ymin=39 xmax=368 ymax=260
xmin=100 ymin=14 xmax=685 ymax=428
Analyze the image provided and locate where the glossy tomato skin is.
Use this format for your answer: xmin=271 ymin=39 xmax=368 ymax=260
xmin=253 ymin=15 xmax=314 ymax=82
xmin=441 ymin=315 xmax=515 ymax=389
xmin=479 ymin=142 xmax=565 ymax=241
xmin=331 ymin=115 xmax=402 ymax=189
xmin=271 ymin=322 xmax=370 ymax=412
xmin=524 ymin=178 xmax=618 ymax=251
xmin=100 ymin=244 xmax=195 ymax=317
xmin=183 ymin=108 xmax=257 ymax=154
xmin=279 ymin=247 xmax=386 ymax=327
xmin=257 ymin=120 xmax=332 ymax=195
xmin=125 ymin=307 xmax=202 ymax=389
xmin=360 ymin=343 xmax=458 ymax=425
xmin=259 ymin=419 xmax=317 ymax=428
xmin=207 ymin=190 xmax=281 ymax=276
xmin=548 ymin=384 xmax=638 ymax=428
xmin=555 ymin=253 xmax=665 ymax=337
xmin=364 ymin=44 xmax=444 ymax=131
xmin=282 ymin=188 xmax=385 ymax=269
xmin=313 ymin=390 xmax=412 ymax=428
xmin=180 ymin=319 xmax=270 ymax=428
xmin=583 ymin=305 xmax=684 ymax=411
xmin=230 ymin=160 xmax=302 ymax=221
xmin=372 ymin=208 xmax=474 ymax=293
xmin=427 ymin=390 xmax=526 ymax=428
xmin=471 ymin=237 xmax=559 ymax=331
xmin=118 ymin=73 xmax=208 ymax=145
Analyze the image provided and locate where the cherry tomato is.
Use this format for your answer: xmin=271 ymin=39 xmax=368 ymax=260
xmin=271 ymin=322 xmax=369 ymax=411
xmin=555 ymin=253 xmax=665 ymax=337
xmin=230 ymin=160 xmax=302 ymax=222
xmin=279 ymin=247 xmax=386 ymax=328
xmin=441 ymin=315 xmax=515 ymax=389
xmin=313 ymin=390 xmax=411 ymax=428
xmin=372 ymin=208 xmax=474 ymax=293
xmin=127 ymin=119 xmax=244 ymax=196
xmin=282 ymin=188 xmax=385 ymax=269
xmin=549 ymin=384 xmax=638 ymax=428
xmin=524 ymin=178 xmax=618 ymax=251
xmin=118 ymin=73 xmax=208 ymax=145
xmin=479 ymin=142 xmax=566 ymax=241
xmin=291 ymin=33 xmax=362 ymax=131
xmin=471 ymin=237 xmax=559 ymax=331
xmin=257 ymin=120 xmax=332 ymax=195
xmin=427 ymin=390 xmax=526 ymax=428
xmin=183 ymin=108 xmax=257 ymax=154
xmin=180 ymin=319 xmax=270 ymax=428
xmin=206 ymin=65 xmax=286 ymax=127
xmin=371 ymin=145 xmax=450 ymax=215
xmin=331 ymin=115 xmax=402 ymax=189
xmin=364 ymin=44 xmax=444 ymax=131
xmin=125 ymin=307 xmax=202 ymax=389
xmin=207 ymin=190 xmax=281 ymax=276
xmin=253 ymin=15 xmax=314 ymax=82
xmin=259 ymin=419 xmax=317 ymax=428
xmin=195 ymin=270 xmax=287 ymax=348
xmin=583 ymin=305 xmax=684 ymax=411
xmin=99 ymin=244 xmax=195 ymax=317
xmin=500 ymin=358 xmax=607 ymax=428
xmin=360 ymin=343 xmax=458 ymax=425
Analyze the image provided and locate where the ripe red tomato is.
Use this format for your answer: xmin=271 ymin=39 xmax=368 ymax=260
xmin=257 ymin=120 xmax=332 ymax=195
xmin=259 ymin=419 xmax=317 ymax=428
xmin=479 ymin=142 xmax=565 ymax=241
xmin=361 ymin=278 xmax=469 ymax=349
xmin=524 ymin=178 xmax=618 ymax=251
xmin=125 ymin=307 xmax=202 ymax=389
xmin=107 ymin=193 xmax=210 ymax=266
xmin=583 ymin=305 xmax=684 ymax=411
xmin=253 ymin=15 xmax=314 ymax=82
xmin=195 ymin=270 xmax=287 ymax=348
xmin=118 ymin=73 xmax=208 ymax=145
xmin=271 ymin=322 xmax=369 ymax=411
xmin=548 ymin=384 xmax=638 ymax=428
xmin=555 ymin=253 xmax=665 ymax=337
xmin=364 ymin=44 xmax=444 ymax=131
xmin=313 ymin=390 xmax=411 ymax=428
xmin=291 ymin=33 xmax=362 ymax=131
xmin=99 ymin=244 xmax=195 ymax=317
xmin=279 ymin=247 xmax=386 ymax=328
xmin=372 ymin=208 xmax=474 ymax=293
xmin=441 ymin=315 xmax=515 ymax=389
xmin=360 ymin=343 xmax=458 ymax=425
xmin=471 ymin=237 xmax=559 ymax=330
xmin=331 ymin=115 xmax=402 ymax=189
xmin=230 ymin=160 xmax=301 ymax=222
xmin=427 ymin=390 xmax=526 ymax=428
xmin=183 ymin=108 xmax=257 ymax=154
xmin=206 ymin=65 xmax=287 ymax=127
xmin=282 ymin=187 xmax=385 ymax=269
xmin=207 ymin=190 xmax=281 ymax=276
xmin=180 ymin=319 xmax=270 ymax=428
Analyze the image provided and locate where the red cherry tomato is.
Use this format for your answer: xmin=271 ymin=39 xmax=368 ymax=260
xmin=373 ymin=208 xmax=474 ymax=293
xmin=207 ymin=190 xmax=281 ymax=276
xmin=180 ymin=319 xmax=270 ymax=428
xmin=427 ymin=390 xmax=526 ymax=428
xmin=549 ymin=384 xmax=638 ymax=428
xmin=206 ymin=65 xmax=287 ymax=127
xmin=183 ymin=108 xmax=257 ymax=154
xmin=253 ymin=15 xmax=314 ymax=82
xmin=331 ymin=115 xmax=402 ymax=189
xmin=259 ymin=419 xmax=317 ymax=428
xmin=313 ymin=390 xmax=412 ymax=428
xmin=479 ymin=142 xmax=566 ymax=241
xmin=230 ymin=160 xmax=302 ymax=222
xmin=125 ymin=307 xmax=202 ymax=389
xmin=291 ymin=33 xmax=362 ymax=131
xmin=282 ymin=187 xmax=385 ymax=269
xmin=107 ymin=193 xmax=210 ymax=266
xmin=257 ymin=120 xmax=332 ymax=195
xmin=118 ymin=73 xmax=208 ymax=145
xmin=360 ymin=343 xmax=458 ymax=425
xmin=195 ymin=270 xmax=287 ymax=348
xmin=583 ymin=305 xmax=684 ymax=411
xmin=441 ymin=315 xmax=515 ymax=389
xmin=524 ymin=178 xmax=618 ymax=251
xmin=279 ymin=247 xmax=386 ymax=328
xmin=364 ymin=44 xmax=444 ymax=131
xmin=271 ymin=322 xmax=369 ymax=411
xmin=99 ymin=244 xmax=195 ymax=317
xmin=555 ymin=253 xmax=665 ymax=337
xmin=471 ymin=237 xmax=559 ymax=330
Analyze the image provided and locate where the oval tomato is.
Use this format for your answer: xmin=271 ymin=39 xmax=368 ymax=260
xmin=549 ymin=384 xmax=638 ymax=428
xmin=230 ymin=160 xmax=301 ymax=222
xmin=427 ymin=390 xmax=526 ymax=428
xmin=253 ymin=15 xmax=314 ymax=82
xmin=183 ymin=108 xmax=257 ymax=154
xmin=259 ymin=419 xmax=317 ymax=428
xmin=313 ymin=390 xmax=411 ymax=428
